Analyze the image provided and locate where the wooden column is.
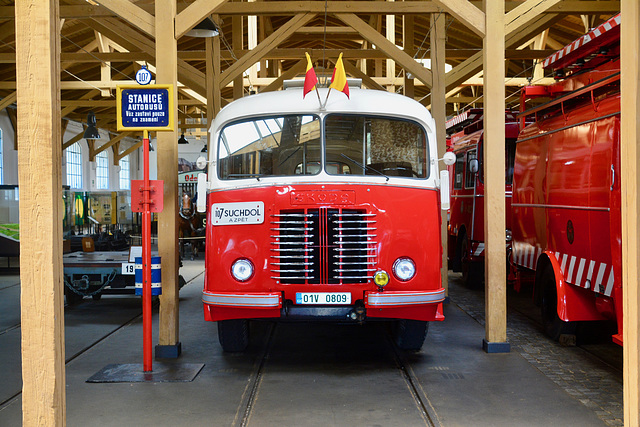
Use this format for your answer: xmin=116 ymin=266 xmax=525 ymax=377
xmin=482 ymin=0 xmax=508 ymax=352
xmin=386 ymin=0 xmax=395 ymax=93
xmin=207 ymin=15 xmax=222 ymax=117
xmin=430 ymin=13 xmax=447 ymax=297
xmin=155 ymin=0 xmax=181 ymax=357
xmin=403 ymin=14 xmax=415 ymax=99
xmin=15 ymin=1 xmax=66 ymax=424
xmin=233 ymin=15 xmax=244 ymax=99
xmin=621 ymin=0 xmax=640 ymax=423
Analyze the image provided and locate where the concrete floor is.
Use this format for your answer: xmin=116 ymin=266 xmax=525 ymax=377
xmin=0 ymin=260 xmax=620 ymax=426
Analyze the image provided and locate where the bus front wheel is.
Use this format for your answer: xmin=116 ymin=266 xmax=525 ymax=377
xmin=218 ymin=319 xmax=249 ymax=352
xmin=393 ymin=319 xmax=428 ymax=351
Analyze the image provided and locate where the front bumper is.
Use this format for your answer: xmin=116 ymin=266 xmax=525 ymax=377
xmin=202 ymin=289 xmax=446 ymax=322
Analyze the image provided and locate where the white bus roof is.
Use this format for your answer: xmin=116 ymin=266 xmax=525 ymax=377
xmin=209 ymin=87 xmax=435 ymax=135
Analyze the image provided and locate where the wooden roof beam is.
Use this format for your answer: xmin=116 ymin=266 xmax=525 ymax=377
xmin=88 ymin=17 xmax=207 ymax=96
xmin=175 ymin=0 xmax=229 ymax=39
xmin=260 ymin=59 xmax=307 ymax=93
xmin=342 ymin=59 xmax=386 ymax=91
xmin=92 ymin=131 xmax=132 ymax=157
xmin=0 ymin=2 xmax=622 ymax=19
xmin=445 ymin=12 xmax=564 ymax=92
xmin=220 ymin=13 xmax=316 ymax=87
xmin=94 ymin=0 xmax=155 ymax=37
xmin=335 ymin=12 xmax=432 ymax=88
xmin=505 ymin=0 xmax=562 ymax=36
xmin=432 ymin=0 xmax=485 ymax=38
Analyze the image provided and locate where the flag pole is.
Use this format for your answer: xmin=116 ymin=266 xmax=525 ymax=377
xmin=322 ymin=87 xmax=331 ymax=109
xmin=315 ymin=86 xmax=323 ymax=109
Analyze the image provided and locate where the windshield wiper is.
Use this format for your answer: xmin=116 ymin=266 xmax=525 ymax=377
xmin=340 ymin=154 xmax=389 ymax=181
xmin=228 ymin=173 xmax=263 ymax=181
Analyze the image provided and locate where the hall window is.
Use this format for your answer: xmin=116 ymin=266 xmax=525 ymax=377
xmin=66 ymin=142 xmax=82 ymax=189
xmin=119 ymin=155 xmax=130 ymax=190
xmin=96 ymin=151 xmax=109 ymax=189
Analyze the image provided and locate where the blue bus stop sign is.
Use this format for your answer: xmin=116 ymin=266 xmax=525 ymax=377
xmin=116 ymin=85 xmax=175 ymax=132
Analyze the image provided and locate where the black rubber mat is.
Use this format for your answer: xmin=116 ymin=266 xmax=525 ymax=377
xmin=86 ymin=363 xmax=204 ymax=383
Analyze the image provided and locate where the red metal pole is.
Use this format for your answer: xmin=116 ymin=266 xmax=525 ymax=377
xmin=142 ymin=129 xmax=152 ymax=372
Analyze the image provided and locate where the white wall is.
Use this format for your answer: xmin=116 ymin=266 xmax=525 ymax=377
xmin=0 ymin=109 xmax=18 ymax=185
xmin=0 ymin=111 xmax=209 ymax=191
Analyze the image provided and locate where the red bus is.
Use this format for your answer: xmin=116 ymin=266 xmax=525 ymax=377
xmin=446 ymin=109 xmax=519 ymax=286
xmin=511 ymin=14 xmax=622 ymax=344
xmin=196 ymin=83 xmax=454 ymax=351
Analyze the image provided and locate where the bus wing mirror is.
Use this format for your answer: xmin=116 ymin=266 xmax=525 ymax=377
xmin=196 ymin=173 xmax=207 ymax=213
xmin=441 ymin=151 xmax=456 ymax=166
xmin=196 ymin=156 xmax=208 ymax=170
xmin=469 ymin=159 xmax=479 ymax=174
xmin=440 ymin=170 xmax=450 ymax=210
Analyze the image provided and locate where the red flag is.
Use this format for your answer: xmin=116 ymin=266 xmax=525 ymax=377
xmin=329 ymin=53 xmax=349 ymax=99
xmin=303 ymin=52 xmax=318 ymax=98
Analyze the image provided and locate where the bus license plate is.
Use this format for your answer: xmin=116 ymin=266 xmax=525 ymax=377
xmin=296 ymin=292 xmax=351 ymax=305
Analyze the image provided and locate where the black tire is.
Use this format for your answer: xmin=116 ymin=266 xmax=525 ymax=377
xmin=92 ymin=293 xmax=102 ymax=301
xmin=461 ymin=234 xmax=483 ymax=288
xmin=540 ymin=266 xmax=576 ymax=340
xmin=394 ymin=319 xmax=429 ymax=351
xmin=65 ymin=288 xmax=83 ymax=305
xmin=452 ymin=232 xmax=464 ymax=273
xmin=218 ymin=319 xmax=249 ymax=352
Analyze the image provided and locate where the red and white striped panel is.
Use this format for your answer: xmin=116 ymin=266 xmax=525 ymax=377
xmin=542 ymin=13 xmax=621 ymax=69
xmin=445 ymin=110 xmax=482 ymax=130
xmin=446 ymin=111 xmax=470 ymax=130
xmin=512 ymin=242 xmax=616 ymax=297
xmin=471 ymin=242 xmax=485 ymax=258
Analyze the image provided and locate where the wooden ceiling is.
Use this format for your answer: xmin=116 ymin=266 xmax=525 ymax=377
xmin=0 ymin=1 xmax=622 ymax=138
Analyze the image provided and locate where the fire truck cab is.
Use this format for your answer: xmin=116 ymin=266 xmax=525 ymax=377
xmin=446 ymin=109 xmax=519 ymax=286
xmin=512 ymin=14 xmax=622 ymax=344
xmin=197 ymin=83 xmax=453 ymax=352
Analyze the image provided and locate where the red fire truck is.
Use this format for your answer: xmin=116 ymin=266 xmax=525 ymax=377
xmin=446 ymin=109 xmax=519 ymax=286
xmin=196 ymin=82 xmax=454 ymax=352
xmin=511 ymin=14 xmax=622 ymax=344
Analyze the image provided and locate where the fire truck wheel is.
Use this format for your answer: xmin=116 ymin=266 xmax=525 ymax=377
xmin=218 ymin=319 xmax=249 ymax=352
xmin=393 ymin=319 xmax=429 ymax=351
xmin=540 ymin=267 xmax=576 ymax=340
xmin=460 ymin=234 xmax=483 ymax=287
xmin=65 ymin=288 xmax=83 ymax=306
xmin=462 ymin=261 xmax=483 ymax=288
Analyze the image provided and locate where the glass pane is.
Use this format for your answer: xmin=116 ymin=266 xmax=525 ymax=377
xmin=325 ymin=115 xmax=428 ymax=178
xmin=218 ymin=115 xmax=320 ymax=179
xmin=465 ymin=149 xmax=476 ymax=188
xmin=454 ymin=154 xmax=464 ymax=189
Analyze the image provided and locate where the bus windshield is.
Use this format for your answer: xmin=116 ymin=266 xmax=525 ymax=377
xmin=218 ymin=114 xmax=428 ymax=179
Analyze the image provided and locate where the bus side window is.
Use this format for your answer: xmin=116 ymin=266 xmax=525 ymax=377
xmin=454 ymin=153 xmax=464 ymax=189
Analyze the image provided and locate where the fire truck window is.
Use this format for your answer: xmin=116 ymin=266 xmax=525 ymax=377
xmin=505 ymin=139 xmax=516 ymax=185
xmin=324 ymin=114 xmax=429 ymax=178
xmin=218 ymin=115 xmax=320 ymax=179
xmin=465 ymin=150 xmax=477 ymax=188
xmin=454 ymin=154 xmax=464 ymax=189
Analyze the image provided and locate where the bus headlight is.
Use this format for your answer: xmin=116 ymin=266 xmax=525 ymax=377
xmin=231 ymin=259 xmax=254 ymax=282
xmin=393 ymin=258 xmax=416 ymax=281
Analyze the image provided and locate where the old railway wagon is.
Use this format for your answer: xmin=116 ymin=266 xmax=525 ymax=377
xmin=512 ymin=14 xmax=622 ymax=344
xmin=196 ymin=82 xmax=451 ymax=352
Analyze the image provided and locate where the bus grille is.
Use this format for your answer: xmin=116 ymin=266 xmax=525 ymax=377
xmin=270 ymin=208 xmax=377 ymax=284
